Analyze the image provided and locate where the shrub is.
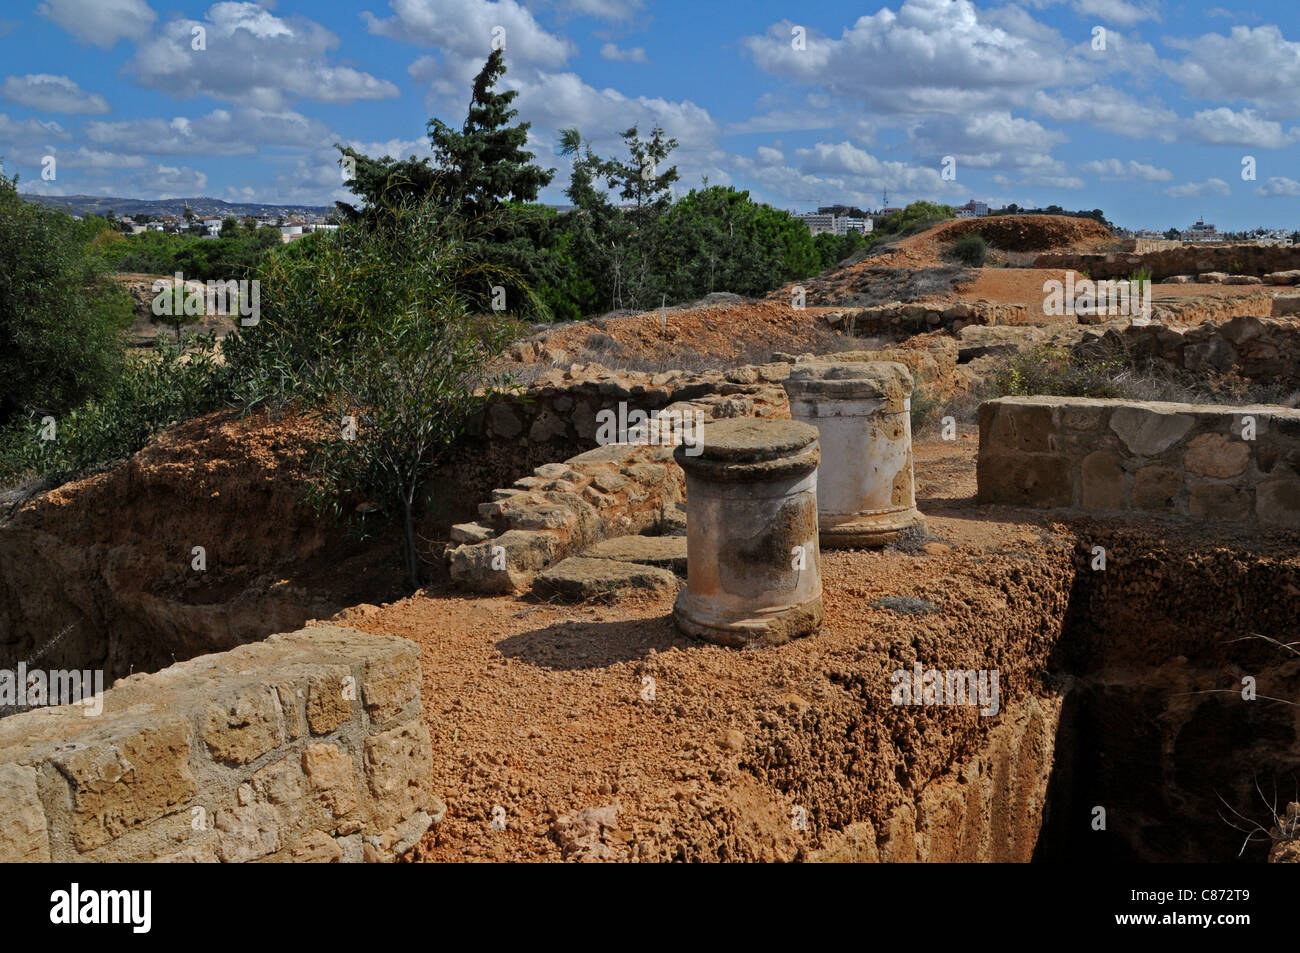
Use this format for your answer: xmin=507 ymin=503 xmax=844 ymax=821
xmin=0 ymin=172 xmax=135 ymax=425
xmin=991 ymin=345 xmax=1128 ymax=399
xmin=226 ymin=199 xmax=520 ymax=588
xmin=0 ymin=334 xmax=226 ymax=486
xmin=950 ymin=233 xmax=988 ymax=267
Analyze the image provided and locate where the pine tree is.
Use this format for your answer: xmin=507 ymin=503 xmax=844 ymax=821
xmin=427 ymin=49 xmax=554 ymax=217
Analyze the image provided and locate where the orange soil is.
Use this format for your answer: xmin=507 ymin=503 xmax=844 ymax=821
xmin=321 ymin=434 xmax=1073 ymax=862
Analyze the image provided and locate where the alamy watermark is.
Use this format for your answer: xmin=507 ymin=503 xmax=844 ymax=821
xmin=151 ymin=272 xmax=260 ymax=326
xmin=891 ymin=663 xmax=1000 ymax=716
xmin=0 ymin=663 xmax=103 ymax=716
xmin=595 ymin=402 xmax=704 ymax=456
xmin=1043 ymin=271 xmax=1151 ymax=324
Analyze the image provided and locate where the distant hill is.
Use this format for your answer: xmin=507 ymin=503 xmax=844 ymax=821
xmin=21 ymin=193 xmax=335 ymax=221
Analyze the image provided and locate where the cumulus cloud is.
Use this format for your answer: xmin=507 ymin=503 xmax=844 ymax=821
xmin=909 ymin=112 xmax=1068 ymax=166
xmin=1079 ymin=158 xmax=1172 ymax=181
xmin=3 ymin=74 xmax=110 ymax=114
xmin=1255 ymin=177 xmax=1300 ymax=197
xmin=86 ymin=107 xmax=335 ymax=156
xmin=600 ymin=43 xmax=647 ymax=63
xmin=1071 ymin=0 xmax=1160 ymax=27
xmin=1165 ymin=26 xmax=1300 ymax=118
xmin=128 ymin=3 xmax=399 ymax=109
xmin=794 ymin=140 xmax=954 ymax=195
xmin=1029 ymin=86 xmax=1179 ymax=139
xmin=558 ymin=0 xmax=644 ymax=18
xmin=37 ymin=0 xmax=155 ymax=49
xmin=1164 ymin=178 xmax=1231 ymax=198
xmin=365 ymin=0 xmax=575 ymax=73
xmin=1184 ymin=108 xmax=1298 ymax=149
xmin=0 ymin=113 xmax=72 ymax=147
xmin=743 ymin=0 xmax=1081 ymax=114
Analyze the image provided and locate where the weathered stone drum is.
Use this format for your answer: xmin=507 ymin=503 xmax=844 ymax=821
xmin=672 ymin=418 xmax=823 ymax=647
xmin=783 ymin=361 xmax=925 ymax=547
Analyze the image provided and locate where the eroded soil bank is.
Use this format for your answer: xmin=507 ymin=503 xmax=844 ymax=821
xmin=1039 ymin=523 xmax=1300 ymax=863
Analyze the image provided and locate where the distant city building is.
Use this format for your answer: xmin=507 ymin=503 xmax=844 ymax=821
xmin=955 ymin=199 xmax=989 ymax=218
xmin=796 ymin=212 xmax=873 ymax=235
xmin=1255 ymin=229 xmax=1293 ymax=247
xmin=1181 ymin=219 xmax=1222 ymax=243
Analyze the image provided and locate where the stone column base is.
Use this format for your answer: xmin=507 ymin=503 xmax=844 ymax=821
xmin=820 ymin=508 xmax=925 ymax=548
xmin=673 ymin=592 xmax=823 ymax=648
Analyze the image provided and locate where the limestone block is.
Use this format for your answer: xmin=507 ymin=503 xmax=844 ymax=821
xmin=53 ymin=717 xmax=197 ymax=852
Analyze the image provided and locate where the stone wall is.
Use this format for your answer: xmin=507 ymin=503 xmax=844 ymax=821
xmin=1033 ymin=244 xmax=1300 ymax=281
xmin=0 ymin=625 xmax=438 ymax=862
xmin=448 ymin=369 xmax=790 ymax=593
xmin=1091 ymin=314 xmax=1300 ymax=388
xmin=824 ymin=299 xmax=1029 ymax=337
xmin=472 ymin=361 xmax=791 ymax=452
xmin=977 ymin=396 xmax=1300 ymax=524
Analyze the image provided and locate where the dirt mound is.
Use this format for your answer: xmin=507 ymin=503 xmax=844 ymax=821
xmin=925 ymin=215 xmax=1113 ymax=253
xmin=502 ymin=300 xmax=848 ymax=373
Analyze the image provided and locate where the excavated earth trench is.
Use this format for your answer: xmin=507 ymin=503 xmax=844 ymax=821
xmin=0 ymin=417 xmax=1296 ymax=862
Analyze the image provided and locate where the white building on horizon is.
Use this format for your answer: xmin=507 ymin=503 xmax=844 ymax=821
xmin=796 ymin=212 xmax=873 ymax=236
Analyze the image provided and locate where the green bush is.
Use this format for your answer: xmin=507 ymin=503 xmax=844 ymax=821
xmin=950 ymin=233 xmax=988 ymax=267
xmin=0 ymin=334 xmax=226 ymax=485
xmin=875 ymin=201 xmax=955 ymax=236
xmin=992 ymin=345 xmax=1127 ymax=399
xmin=0 ymin=172 xmax=135 ymax=425
xmin=225 ymin=199 xmax=519 ymax=587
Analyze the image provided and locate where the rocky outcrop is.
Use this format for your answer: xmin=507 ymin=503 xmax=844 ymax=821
xmin=0 ymin=625 xmax=439 ymax=862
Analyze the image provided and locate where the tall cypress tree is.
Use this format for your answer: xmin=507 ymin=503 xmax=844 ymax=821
xmin=427 ymin=49 xmax=554 ymax=218
xmin=336 ymin=49 xmax=553 ymax=221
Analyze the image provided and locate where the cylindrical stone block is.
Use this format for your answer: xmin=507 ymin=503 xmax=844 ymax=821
xmin=783 ymin=361 xmax=925 ymax=547
xmin=672 ymin=418 xmax=822 ymax=647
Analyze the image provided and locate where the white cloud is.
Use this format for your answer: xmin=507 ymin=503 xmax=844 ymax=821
xmin=3 ymin=74 xmax=110 ymax=114
xmin=909 ymin=112 xmax=1068 ymax=164
xmin=755 ymin=146 xmax=784 ymax=165
xmin=37 ymin=0 xmax=155 ymax=49
xmin=1071 ymin=0 xmax=1159 ymax=27
xmin=794 ymin=140 xmax=954 ymax=196
xmin=128 ymin=3 xmax=399 ymax=109
xmin=0 ymin=113 xmax=72 ymax=147
xmin=86 ymin=107 xmax=335 ymax=156
xmin=1079 ymin=158 xmax=1172 ymax=181
xmin=1184 ymin=108 xmax=1298 ymax=149
xmin=600 ymin=43 xmax=647 ymax=63
xmin=558 ymin=0 xmax=644 ymax=18
xmin=364 ymin=0 xmax=575 ymax=72
xmin=1164 ymin=178 xmax=1231 ymax=198
xmin=1029 ymin=86 xmax=1179 ymax=139
xmin=743 ymin=0 xmax=1082 ymax=114
xmin=1255 ymin=177 xmax=1300 ymax=197
xmin=1165 ymin=26 xmax=1300 ymax=118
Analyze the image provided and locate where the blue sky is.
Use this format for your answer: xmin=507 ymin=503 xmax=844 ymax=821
xmin=1 ymin=0 xmax=1298 ymax=230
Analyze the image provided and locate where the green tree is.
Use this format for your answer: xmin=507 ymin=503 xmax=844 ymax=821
xmin=427 ymin=49 xmax=554 ymax=217
xmin=0 ymin=171 xmax=133 ymax=424
xmin=337 ymin=49 xmax=553 ymax=222
xmin=223 ymin=199 xmax=519 ymax=588
xmin=657 ymin=186 xmax=819 ymax=298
